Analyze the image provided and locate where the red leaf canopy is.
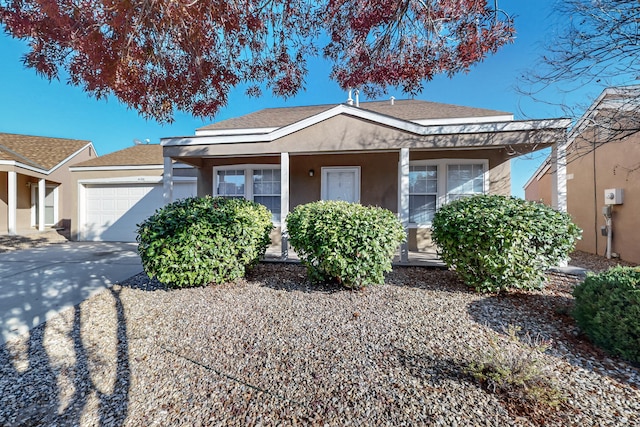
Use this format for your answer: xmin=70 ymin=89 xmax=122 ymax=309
xmin=0 ymin=0 xmax=513 ymax=122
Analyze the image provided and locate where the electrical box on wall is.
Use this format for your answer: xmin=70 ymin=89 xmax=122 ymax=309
xmin=604 ymin=188 xmax=624 ymax=205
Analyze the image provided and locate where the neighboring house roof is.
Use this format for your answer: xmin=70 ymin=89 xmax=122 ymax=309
xmin=523 ymin=84 xmax=640 ymax=192
xmin=72 ymin=144 xmax=163 ymax=168
xmin=196 ymin=99 xmax=513 ymax=134
xmin=0 ymin=133 xmax=92 ymax=173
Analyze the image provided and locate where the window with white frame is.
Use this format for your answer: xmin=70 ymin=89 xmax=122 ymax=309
xmin=214 ymin=166 xmax=281 ymax=222
xmin=409 ymin=165 xmax=438 ymax=223
xmin=446 ymin=164 xmax=485 ymax=202
xmin=408 ymin=160 xmax=487 ymax=225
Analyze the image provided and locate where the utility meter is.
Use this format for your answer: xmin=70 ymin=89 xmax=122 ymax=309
xmin=604 ymin=188 xmax=624 ymax=205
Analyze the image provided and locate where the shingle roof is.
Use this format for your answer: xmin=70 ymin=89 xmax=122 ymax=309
xmin=0 ymin=133 xmax=91 ymax=170
xmin=72 ymin=144 xmax=163 ymax=167
xmin=197 ymin=99 xmax=512 ymax=131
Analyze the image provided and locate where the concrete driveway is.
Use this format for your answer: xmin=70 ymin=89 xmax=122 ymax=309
xmin=0 ymin=242 xmax=143 ymax=345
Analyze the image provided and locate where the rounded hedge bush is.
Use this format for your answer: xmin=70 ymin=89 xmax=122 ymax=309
xmin=137 ymin=196 xmax=273 ymax=288
xmin=431 ymin=195 xmax=581 ymax=293
xmin=572 ymin=266 xmax=640 ymax=363
xmin=286 ymin=201 xmax=405 ymax=289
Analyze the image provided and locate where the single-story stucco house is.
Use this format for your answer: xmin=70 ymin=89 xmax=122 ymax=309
xmin=160 ymin=98 xmax=571 ymax=261
xmin=0 ymin=133 xmax=95 ymax=236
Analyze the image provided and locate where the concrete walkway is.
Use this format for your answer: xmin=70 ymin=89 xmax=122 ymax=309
xmin=0 ymin=242 xmax=142 ymax=345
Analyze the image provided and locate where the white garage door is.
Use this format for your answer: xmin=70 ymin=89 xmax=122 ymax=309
xmin=82 ymin=181 xmax=197 ymax=242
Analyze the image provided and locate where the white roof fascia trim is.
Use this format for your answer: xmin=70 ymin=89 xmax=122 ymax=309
xmin=412 ymin=114 xmax=514 ymax=125
xmin=0 ymin=160 xmax=48 ymax=175
xmin=70 ymin=165 xmax=164 ymax=172
xmin=79 ymin=176 xmax=196 ymax=185
xmin=162 ymin=105 xmax=570 ymax=147
xmin=70 ymin=162 xmax=193 ymax=172
xmin=48 ymin=142 xmax=95 ymax=174
xmin=568 ymin=85 xmax=640 ymax=141
xmin=195 ymin=127 xmax=279 ymax=136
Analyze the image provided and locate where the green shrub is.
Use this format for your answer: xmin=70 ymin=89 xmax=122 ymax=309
xmin=137 ymin=196 xmax=273 ymax=288
xmin=572 ymin=266 xmax=640 ymax=363
xmin=286 ymin=201 xmax=405 ymax=289
xmin=431 ymin=195 xmax=581 ymax=293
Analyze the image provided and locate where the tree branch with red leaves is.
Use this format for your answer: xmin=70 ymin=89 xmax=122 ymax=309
xmin=1 ymin=0 xmax=514 ymax=122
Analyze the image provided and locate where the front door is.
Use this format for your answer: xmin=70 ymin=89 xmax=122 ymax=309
xmin=321 ymin=167 xmax=360 ymax=203
xmin=32 ymin=185 xmax=57 ymax=227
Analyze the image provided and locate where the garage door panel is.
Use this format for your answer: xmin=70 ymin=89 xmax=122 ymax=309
xmin=82 ymin=182 xmax=196 ymax=242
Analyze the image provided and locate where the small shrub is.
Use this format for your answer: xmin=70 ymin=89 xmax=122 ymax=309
xmin=467 ymin=326 xmax=566 ymax=419
xmin=431 ymin=195 xmax=581 ymax=293
xmin=286 ymin=201 xmax=405 ymax=289
xmin=572 ymin=266 xmax=640 ymax=363
xmin=137 ymin=196 xmax=273 ymax=288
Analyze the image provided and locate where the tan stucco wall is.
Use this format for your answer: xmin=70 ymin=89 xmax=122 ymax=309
xmin=48 ymin=145 xmax=95 ymax=232
xmin=525 ymin=132 xmax=640 ymax=264
xmin=567 ymin=133 xmax=640 ymax=264
xmin=524 ymin=171 xmax=553 ymax=206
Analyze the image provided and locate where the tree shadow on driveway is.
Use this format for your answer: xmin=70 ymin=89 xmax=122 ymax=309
xmin=0 ymin=287 xmax=130 ymax=426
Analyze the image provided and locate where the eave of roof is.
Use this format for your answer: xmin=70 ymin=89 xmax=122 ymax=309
xmin=163 ymin=103 xmax=569 ymax=148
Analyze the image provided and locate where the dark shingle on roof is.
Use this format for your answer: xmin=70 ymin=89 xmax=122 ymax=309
xmin=0 ymin=133 xmax=90 ymax=170
xmin=73 ymin=144 xmax=163 ymax=167
xmin=197 ymin=99 xmax=511 ymax=132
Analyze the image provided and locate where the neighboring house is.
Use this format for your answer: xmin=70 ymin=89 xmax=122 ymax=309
xmin=161 ymin=99 xmax=570 ymax=261
xmin=70 ymin=144 xmax=196 ymax=242
xmin=525 ymin=86 xmax=640 ymax=264
xmin=0 ymin=133 xmax=95 ymax=236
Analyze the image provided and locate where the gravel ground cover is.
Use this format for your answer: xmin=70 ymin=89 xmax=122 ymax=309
xmin=1 ymin=250 xmax=639 ymax=427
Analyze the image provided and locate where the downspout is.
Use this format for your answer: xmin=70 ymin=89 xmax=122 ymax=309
xmin=592 ymin=138 xmax=598 ymax=254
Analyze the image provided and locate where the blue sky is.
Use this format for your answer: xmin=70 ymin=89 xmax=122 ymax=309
xmin=0 ymin=1 xmax=603 ymax=197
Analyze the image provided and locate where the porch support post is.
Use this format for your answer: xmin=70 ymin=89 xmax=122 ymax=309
xmin=8 ymin=171 xmax=17 ymax=235
xmin=38 ymin=178 xmax=46 ymax=231
xmin=280 ymin=152 xmax=290 ymax=259
xmin=551 ymin=135 xmax=567 ymax=212
xmin=399 ymin=148 xmax=410 ymax=263
xmin=163 ymin=156 xmax=174 ymax=204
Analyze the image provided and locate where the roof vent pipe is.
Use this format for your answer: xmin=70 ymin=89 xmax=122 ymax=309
xmin=354 ymin=89 xmax=359 ymax=107
xmin=390 ymin=96 xmax=395 ymax=106
xmin=347 ymin=89 xmax=353 ymax=105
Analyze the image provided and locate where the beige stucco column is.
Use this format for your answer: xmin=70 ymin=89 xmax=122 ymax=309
xmin=399 ymin=148 xmax=410 ymax=263
xmin=8 ymin=171 xmax=17 ymax=235
xmin=280 ymin=152 xmax=290 ymax=259
xmin=38 ymin=178 xmax=46 ymax=231
xmin=163 ymin=156 xmax=174 ymax=204
xmin=551 ymin=136 xmax=567 ymax=212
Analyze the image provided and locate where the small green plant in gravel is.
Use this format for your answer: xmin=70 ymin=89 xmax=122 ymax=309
xmin=466 ymin=326 xmax=566 ymax=421
xmin=137 ymin=196 xmax=273 ymax=288
xmin=286 ymin=200 xmax=405 ymax=289
xmin=572 ymin=266 xmax=640 ymax=363
xmin=431 ymin=195 xmax=581 ymax=293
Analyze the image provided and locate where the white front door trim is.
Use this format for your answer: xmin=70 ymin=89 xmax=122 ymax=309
xmin=321 ymin=166 xmax=361 ymax=203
